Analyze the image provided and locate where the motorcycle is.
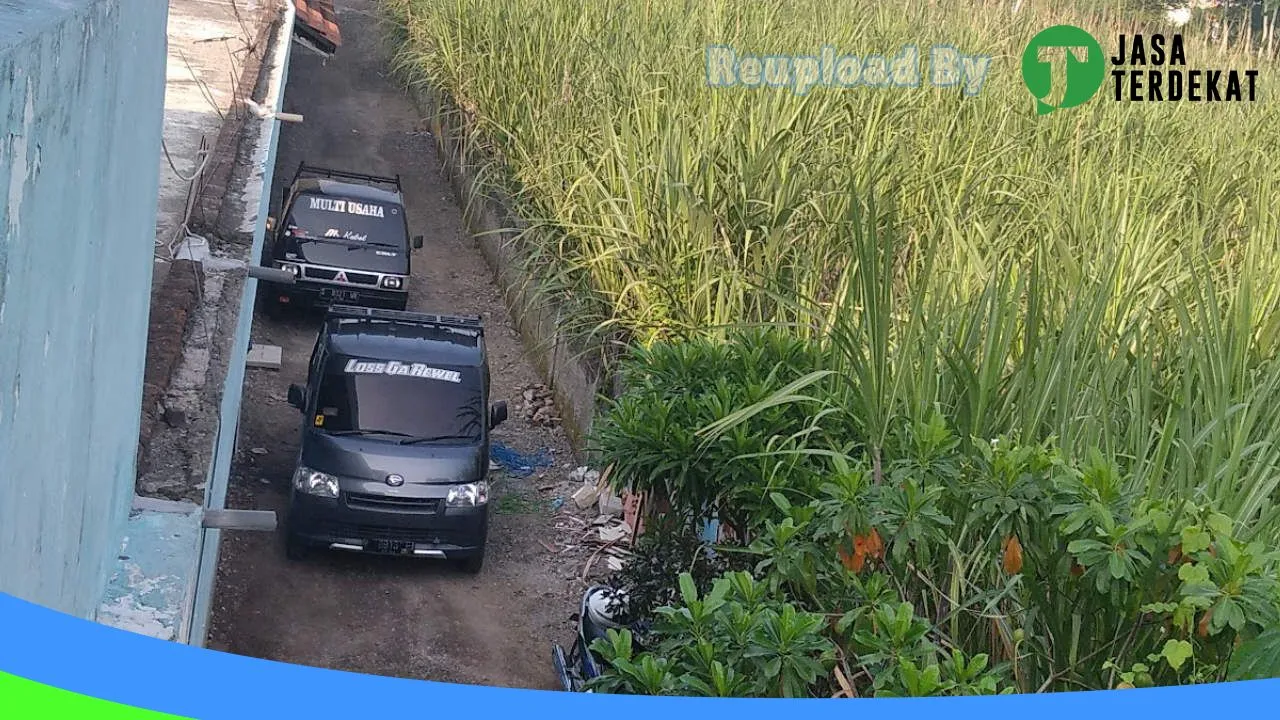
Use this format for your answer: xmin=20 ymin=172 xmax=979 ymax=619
xmin=552 ymin=584 xmax=641 ymax=692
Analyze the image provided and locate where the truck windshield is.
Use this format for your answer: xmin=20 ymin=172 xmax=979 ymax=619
xmin=285 ymin=193 xmax=407 ymax=246
xmin=313 ymin=360 xmax=483 ymax=441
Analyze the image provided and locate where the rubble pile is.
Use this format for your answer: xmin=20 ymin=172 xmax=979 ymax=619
xmin=518 ymin=383 xmax=561 ymax=428
xmin=545 ymin=464 xmax=640 ymax=577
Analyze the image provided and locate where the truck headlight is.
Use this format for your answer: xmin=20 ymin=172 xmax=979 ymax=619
xmin=278 ymin=262 xmax=301 ymax=277
xmin=446 ymin=481 xmax=488 ymax=507
xmin=381 ymin=276 xmax=403 ymax=290
xmin=293 ymin=466 xmax=339 ymax=498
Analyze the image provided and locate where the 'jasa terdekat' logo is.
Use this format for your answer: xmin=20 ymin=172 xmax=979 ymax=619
xmin=1021 ymin=24 xmax=1259 ymax=115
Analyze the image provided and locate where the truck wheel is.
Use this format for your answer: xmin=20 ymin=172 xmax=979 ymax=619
xmin=457 ymin=550 xmax=484 ymax=575
xmin=264 ymin=294 xmax=285 ymax=321
xmin=285 ymin=532 xmax=309 ymax=561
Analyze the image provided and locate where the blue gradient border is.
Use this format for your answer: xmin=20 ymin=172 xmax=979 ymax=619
xmin=2 ymin=592 xmax=1278 ymax=719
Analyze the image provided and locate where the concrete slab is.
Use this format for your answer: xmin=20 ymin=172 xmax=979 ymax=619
xmin=95 ymin=498 xmax=202 ymax=642
xmin=246 ymin=343 xmax=282 ymax=369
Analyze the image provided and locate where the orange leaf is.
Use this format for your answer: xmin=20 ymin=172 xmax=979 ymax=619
xmin=1168 ymin=545 xmax=1183 ymax=565
xmin=837 ymin=546 xmax=857 ymax=572
xmin=1198 ymin=609 xmax=1213 ymax=638
xmin=851 ymin=545 xmax=867 ymax=573
xmin=866 ymin=528 xmax=884 ymax=559
xmin=1002 ymin=534 xmax=1024 ymax=574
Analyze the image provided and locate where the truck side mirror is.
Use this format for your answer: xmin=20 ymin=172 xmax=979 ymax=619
xmin=287 ymin=383 xmax=306 ymax=410
xmin=266 ymin=216 xmax=276 ymax=233
xmin=412 ymin=235 xmax=424 ymax=249
xmin=489 ymin=400 xmax=508 ymax=429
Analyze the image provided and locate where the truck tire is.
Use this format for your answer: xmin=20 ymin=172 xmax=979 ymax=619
xmin=285 ymin=532 xmax=309 ymax=561
xmin=457 ymin=549 xmax=484 ymax=575
xmin=258 ymin=243 xmax=284 ymax=320
xmin=264 ymin=293 xmax=285 ymax=321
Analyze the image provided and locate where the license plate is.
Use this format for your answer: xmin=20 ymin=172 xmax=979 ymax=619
xmin=321 ymin=288 xmax=360 ymax=303
xmin=369 ymin=539 xmax=415 ymax=555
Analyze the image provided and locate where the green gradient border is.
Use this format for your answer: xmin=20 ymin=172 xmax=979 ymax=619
xmin=0 ymin=672 xmax=190 ymax=719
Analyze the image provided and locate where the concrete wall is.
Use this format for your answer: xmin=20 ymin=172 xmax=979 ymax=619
xmin=189 ymin=1 xmax=294 ymax=647
xmin=0 ymin=1 xmax=169 ymax=618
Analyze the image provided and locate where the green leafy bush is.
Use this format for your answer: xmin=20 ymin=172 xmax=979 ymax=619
xmin=753 ymin=418 xmax=1280 ymax=692
xmin=602 ymin=519 xmax=753 ymax=623
xmin=587 ymin=571 xmax=839 ymax=698
xmin=591 ymin=328 xmax=845 ymax=534
xmin=589 ymin=571 xmax=1015 ymax=697
xmin=588 ymin=331 xmax=1280 ymax=695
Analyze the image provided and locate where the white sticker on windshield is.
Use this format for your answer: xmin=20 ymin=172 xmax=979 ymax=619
xmin=324 ymin=228 xmax=370 ymax=242
xmin=308 ymin=197 xmax=386 ymax=218
xmin=344 ymin=359 xmax=461 ymax=383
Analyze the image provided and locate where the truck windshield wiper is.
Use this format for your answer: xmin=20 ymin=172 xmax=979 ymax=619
xmin=297 ymin=236 xmax=364 ymax=247
xmin=346 ymin=241 xmax=400 ymax=250
xmin=397 ymin=433 xmax=476 ymax=446
xmin=327 ymin=429 xmax=419 ymax=439
xmin=327 ymin=429 xmax=475 ymax=445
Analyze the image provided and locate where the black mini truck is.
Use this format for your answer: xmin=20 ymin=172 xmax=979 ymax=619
xmin=282 ymin=304 xmax=508 ymax=573
xmin=264 ymin=163 xmax=424 ymax=314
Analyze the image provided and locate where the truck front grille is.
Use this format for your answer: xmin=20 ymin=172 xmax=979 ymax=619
xmin=345 ymin=492 xmax=441 ymax=513
xmin=303 ymin=267 xmax=380 ymax=285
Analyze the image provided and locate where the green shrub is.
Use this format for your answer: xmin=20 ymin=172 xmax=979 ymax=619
xmin=591 ymin=328 xmax=845 ymax=534
xmin=589 ymin=571 xmax=1016 ymax=697
xmin=740 ymin=416 xmax=1280 ymax=692
xmin=603 ymin=519 xmax=754 ymax=623
xmin=588 ymin=330 xmax=1280 ymax=693
xmin=587 ymin=571 xmax=840 ymax=698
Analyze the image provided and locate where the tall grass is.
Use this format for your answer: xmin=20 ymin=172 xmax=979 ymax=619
xmin=383 ymin=0 xmax=1280 ymax=533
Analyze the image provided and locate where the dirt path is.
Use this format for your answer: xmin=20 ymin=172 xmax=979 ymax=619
xmin=205 ymin=0 xmax=592 ymax=688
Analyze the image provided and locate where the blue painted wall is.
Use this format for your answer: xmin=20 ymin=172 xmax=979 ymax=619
xmin=0 ymin=1 xmax=169 ymax=618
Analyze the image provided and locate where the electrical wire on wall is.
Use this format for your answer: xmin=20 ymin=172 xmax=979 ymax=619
xmin=154 ymin=0 xmax=260 ymax=264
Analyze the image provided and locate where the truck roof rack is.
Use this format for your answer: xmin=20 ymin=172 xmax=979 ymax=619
xmin=292 ymin=162 xmax=402 ymax=192
xmin=326 ymin=304 xmax=483 ymax=335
